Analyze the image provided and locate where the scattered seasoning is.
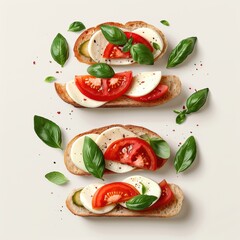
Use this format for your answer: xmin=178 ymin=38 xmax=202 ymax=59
xmin=200 ymin=64 xmax=203 ymax=66
xmin=33 ymin=61 xmax=36 ymax=65
xmin=49 ymin=60 xmax=52 ymax=63
xmin=57 ymin=111 xmax=61 ymax=114
xmin=66 ymin=128 xmax=68 ymax=130
xmin=190 ymin=131 xmax=193 ymax=133
xmin=172 ymin=129 xmax=175 ymax=132
xmin=183 ymin=105 xmax=186 ymax=110
xmin=189 ymin=87 xmax=192 ymax=90
xmin=56 ymin=71 xmax=59 ymax=73
xmin=196 ymin=124 xmax=199 ymax=127
xmin=53 ymin=161 xmax=56 ymax=164
xmin=196 ymin=68 xmax=198 ymax=71
xmin=51 ymin=192 xmax=53 ymax=194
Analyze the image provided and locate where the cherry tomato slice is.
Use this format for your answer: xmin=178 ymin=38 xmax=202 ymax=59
xmin=104 ymin=137 xmax=158 ymax=170
xmin=128 ymin=84 xmax=168 ymax=102
xmin=103 ymin=32 xmax=153 ymax=59
xmin=146 ymin=180 xmax=174 ymax=210
xmin=75 ymin=71 xmax=133 ymax=101
xmin=92 ymin=182 xmax=140 ymax=208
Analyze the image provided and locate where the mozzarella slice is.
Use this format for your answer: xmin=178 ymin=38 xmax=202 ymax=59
xmin=132 ymin=27 xmax=163 ymax=58
xmin=80 ymin=183 xmax=116 ymax=214
xmin=95 ymin=127 xmax=137 ymax=173
xmin=125 ymin=71 xmax=162 ymax=97
xmin=120 ymin=175 xmax=161 ymax=208
xmin=66 ymin=81 xmax=107 ymax=108
xmin=70 ymin=134 xmax=99 ymax=172
xmin=88 ymin=30 xmax=134 ymax=65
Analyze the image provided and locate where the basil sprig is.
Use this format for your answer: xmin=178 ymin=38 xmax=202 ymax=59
xmin=122 ymin=37 xmax=133 ymax=52
xmin=87 ymin=63 xmax=115 ymax=78
xmin=140 ymin=134 xmax=170 ymax=159
xmin=167 ymin=37 xmax=197 ymax=68
xmin=44 ymin=76 xmax=56 ymax=83
xmin=130 ymin=44 xmax=154 ymax=65
xmin=100 ymin=25 xmax=127 ymax=45
xmin=34 ymin=115 xmax=62 ymax=149
xmin=174 ymin=136 xmax=197 ymax=173
xmin=68 ymin=21 xmax=85 ymax=32
xmin=174 ymin=88 xmax=209 ymax=124
xmin=126 ymin=195 xmax=157 ymax=210
xmin=160 ymin=20 xmax=170 ymax=26
xmin=153 ymin=42 xmax=161 ymax=51
xmin=45 ymin=171 xmax=69 ymax=185
xmin=83 ymin=136 xmax=105 ymax=179
xmin=50 ymin=33 xmax=69 ymax=67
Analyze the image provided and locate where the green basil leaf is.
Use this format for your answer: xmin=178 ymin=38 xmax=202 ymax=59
xmin=45 ymin=171 xmax=68 ymax=185
xmin=50 ymin=33 xmax=69 ymax=67
xmin=44 ymin=76 xmax=56 ymax=83
xmin=153 ymin=42 xmax=161 ymax=50
xmin=160 ymin=20 xmax=170 ymax=26
xmin=87 ymin=63 xmax=115 ymax=78
xmin=140 ymin=183 xmax=147 ymax=195
xmin=130 ymin=44 xmax=154 ymax=65
xmin=176 ymin=112 xmax=187 ymax=124
xmin=140 ymin=134 xmax=150 ymax=142
xmin=83 ymin=136 xmax=105 ymax=179
xmin=100 ymin=25 xmax=127 ymax=45
xmin=122 ymin=37 xmax=133 ymax=52
xmin=68 ymin=21 xmax=85 ymax=32
xmin=126 ymin=195 xmax=157 ymax=210
xmin=186 ymin=88 xmax=209 ymax=113
xmin=149 ymin=138 xmax=171 ymax=159
xmin=34 ymin=115 xmax=62 ymax=149
xmin=167 ymin=37 xmax=197 ymax=68
xmin=174 ymin=136 xmax=197 ymax=173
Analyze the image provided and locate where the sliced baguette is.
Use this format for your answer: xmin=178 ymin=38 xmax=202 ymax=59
xmin=55 ymin=75 xmax=181 ymax=108
xmin=64 ymin=124 xmax=166 ymax=176
xmin=73 ymin=21 xmax=168 ymax=65
xmin=66 ymin=183 xmax=183 ymax=217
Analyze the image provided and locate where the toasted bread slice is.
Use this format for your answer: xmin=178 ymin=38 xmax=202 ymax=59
xmin=55 ymin=75 xmax=181 ymax=108
xmin=64 ymin=124 xmax=166 ymax=176
xmin=66 ymin=183 xmax=183 ymax=217
xmin=73 ymin=21 xmax=168 ymax=65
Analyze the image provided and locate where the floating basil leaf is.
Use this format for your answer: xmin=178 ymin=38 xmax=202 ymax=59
xmin=174 ymin=136 xmax=197 ymax=173
xmin=167 ymin=37 xmax=197 ymax=68
xmin=122 ymin=37 xmax=133 ymax=52
xmin=149 ymin=138 xmax=171 ymax=159
xmin=68 ymin=21 xmax=85 ymax=32
xmin=126 ymin=195 xmax=157 ymax=210
xmin=130 ymin=44 xmax=154 ymax=65
xmin=174 ymin=88 xmax=209 ymax=124
xmin=100 ymin=25 xmax=127 ymax=45
xmin=50 ymin=33 xmax=69 ymax=67
xmin=140 ymin=183 xmax=147 ymax=195
xmin=153 ymin=42 xmax=161 ymax=50
xmin=83 ymin=136 xmax=105 ymax=179
xmin=44 ymin=76 xmax=56 ymax=83
xmin=186 ymin=88 xmax=209 ymax=113
xmin=87 ymin=63 xmax=115 ymax=78
xmin=45 ymin=171 xmax=68 ymax=185
xmin=160 ymin=20 xmax=170 ymax=26
xmin=34 ymin=115 xmax=62 ymax=149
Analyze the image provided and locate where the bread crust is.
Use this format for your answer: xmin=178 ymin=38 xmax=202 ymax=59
xmin=66 ymin=183 xmax=184 ymax=217
xmin=55 ymin=75 xmax=181 ymax=108
xmin=73 ymin=21 xmax=168 ymax=65
xmin=64 ymin=124 xmax=166 ymax=176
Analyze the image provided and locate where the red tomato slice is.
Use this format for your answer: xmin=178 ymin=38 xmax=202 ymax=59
xmin=92 ymin=182 xmax=140 ymax=208
xmin=128 ymin=84 xmax=168 ymax=102
xmin=104 ymin=137 xmax=158 ymax=170
xmin=103 ymin=32 xmax=153 ymax=59
xmin=75 ymin=71 xmax=133 ymax=101
xmin=103 ymin=44 xmax=131 ymax=59
xmin=157 ymin=157 xmax=167 ymax=169
xmin=145 ymin=180 xmax=174 ymax=210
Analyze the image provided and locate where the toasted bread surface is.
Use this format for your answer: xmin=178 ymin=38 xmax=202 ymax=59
xmin=64 ymin=124 xmax=163 ymax=176
xmin=73 ymin=21 xmax=168 ymax=65
xmin=55 ymin=75 xmax=181 ymax=108
xmin=66 ymin=183 xmax=183 ymax=217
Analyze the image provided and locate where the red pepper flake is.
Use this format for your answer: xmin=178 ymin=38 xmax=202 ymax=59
xmin=57 ymin=111 xmax=61 ymax=114
xmin=83 ymin=98 xmax=87 ymax=101
xmin=33 ymin=61 xmax=36 ymax=65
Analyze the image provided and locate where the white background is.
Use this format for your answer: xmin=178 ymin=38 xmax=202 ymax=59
xmin=0 ymin=0 xmax=239 ymax=239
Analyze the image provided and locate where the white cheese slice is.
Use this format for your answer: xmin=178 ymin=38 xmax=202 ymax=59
xmin=66 ymin=81 xmax=107 ymax=108
xmin=125 ymin=71 xmax=162 ymax=97
xmin=132 ymin=27 xmax=163 ymax=58
xmin=80 ymin=183 xmax=116 ymax=214
xmin=70 ymin=134 xmax=99 ymax=173
xmin=120 ymin=175 xmax=161 ymax=208
xmin=95 ymin=127 xmax=137 ymax=173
